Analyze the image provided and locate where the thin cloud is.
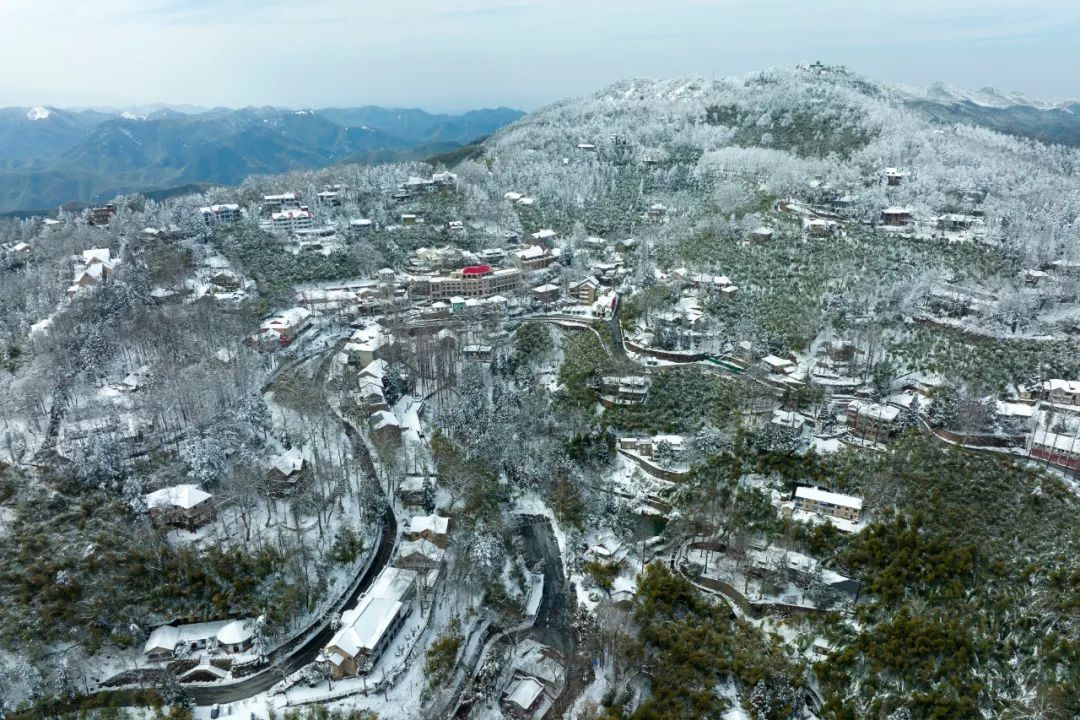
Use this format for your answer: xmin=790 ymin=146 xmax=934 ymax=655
xmin=435 ymin=4 xmax=538 ymax=19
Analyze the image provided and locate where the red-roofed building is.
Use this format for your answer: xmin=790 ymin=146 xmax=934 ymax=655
xmin=462 ymin=265 xmax=493 ymax=277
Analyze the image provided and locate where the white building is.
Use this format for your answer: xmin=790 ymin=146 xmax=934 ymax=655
xmin=271 ymin=208 xmax=315 ymax=233
xmin=793 ymin=486 xmax=863 ymax=523
xmin=324 ymin=567 xmax=417 ymax=677
xmin=263 ymin=192 xmax=302 ymax=212
xmin=256 ymin=307 xmax=312 ymax=346
xmin=200 ymin=204 xmax=241 ymax=224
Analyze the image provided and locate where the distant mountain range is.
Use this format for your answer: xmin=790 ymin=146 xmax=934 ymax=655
xmin=0 ymin=105 xmax=524 ymax=214
xmin=899 ymin=81 xmax=1080 ymax=149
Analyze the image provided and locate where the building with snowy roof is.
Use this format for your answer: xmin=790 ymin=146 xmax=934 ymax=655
xmin=750 ymin=226 xmax=774 ymax=243
xmin=324 ymin=567 xmax=417 ymax=678
xmin=144 ymin=484 xmax=214 ymax=531
xmin=794 ymin=486 xmax=863 ymax=523
xmin=200 ymin=204 xmax=241 ymax=224
xmin=1040 ymin=379 xmax=1080 ymax=407
xmin=262 ymin=192 xmax=301 ymax=213
xmin=358 ymin=358 xmax=389 ymax=382
xmin=569 ymin=276 xmax=601 ymax=305
xmin=880 ymin=206 xmax=913 ymax=226
xmin=270 ymin=208 xmax=315 ymax=233
xmin=369 ymin=409 xmax=401 ymax=448
xmin=761 ymin=354 xmax=796 ymax=375
xmin=357 ymin=378 xmax=388 ymax=412
xmin=805 ymin=217 xmax=833 ymax=236
xmin=514 ymin=244 xmax=561 ymax=272
xmin=408 ymin=514 xmax=450 ymax=547
xmin=255 ymin=307 xmax=311 ymax=347
xmin=345 ymin=324 xmax=391 ymax=367
xmin=582 ymin=532 xmax=626 ymax=563
xmin=596 ymin=375 xmax=649 ymax=405
xmin=266 ymin=447 xmax=310 ymax=496
xmin=408 ymin=266 xmax=523 ymax=300
xmin=143 ymin=620 xmax=230 ymax=662
xmin=395 ymin=538 xmax=445 ymax=571
xmin=846 ymin=400 xmax=902 ymax=442
xmin=532 ymin=283 xmax=561 ymax=303
xmin=501 ymin=674 xmax=550 ymax=719
xmin=216 ymin=619 xmax=255 ymax=654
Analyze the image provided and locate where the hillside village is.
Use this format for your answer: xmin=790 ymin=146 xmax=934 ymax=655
xmin=0 ymin=65 xmax=1078 ymax=720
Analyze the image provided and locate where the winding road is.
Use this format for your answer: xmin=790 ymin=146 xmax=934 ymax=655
xmin=188 ymin=354 xmax=397 ymax=706
xmin=188 ymin=506 xmax=396 ymax=705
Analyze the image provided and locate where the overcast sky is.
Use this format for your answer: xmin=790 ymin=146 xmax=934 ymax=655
xmin=1 ymin=0 xmax=1078 ymax=111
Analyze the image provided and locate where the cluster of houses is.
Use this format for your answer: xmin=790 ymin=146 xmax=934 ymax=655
xmin=143 ymin=618 xmax=257 ymax=669
xmin=200 ymin=203 xmax=241 ymax=224
xmin=140 ymin=486 xmax=261 ymax=669
xmin=68 ymin=247 xmax=116 ymax=298
xmin=1021 ymin=379 xmax=1080 ymax=470
xmin=616 ymin=435 xmax=690 ymax=481
xmin=503 ymin=191 xmax=536 ymax=207
xmin=253 ymin=306 xmax=312 ymax=348
xmin=393 ymin=171 xmax=457 ymax=201
xmin=322 ymin=514 xmax=450 ymax=679
xmin=1 ymin=238 xmax=32 ymax=257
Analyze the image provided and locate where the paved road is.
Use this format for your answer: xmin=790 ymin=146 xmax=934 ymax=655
xmin=519 ymin=517 xmax=574 ymax=658
xmin=449 ymin=517 xmax=576 ymax=719
xmin=518 ymin=515 xmax=594 ymax=716
xmin=188 ymin=398 xmax=392 ymax=705
xmin=188 ymin=505 xmax=396 ymax=705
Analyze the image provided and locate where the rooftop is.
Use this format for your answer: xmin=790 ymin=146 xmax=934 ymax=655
xmin=795 ymin=486 xmax=863 ymax=510
xmin=409 ymin=514 xmax=450 ymax=535
xmin=506 ymin=676 xmax=545 ymax=710
xmin=145 ymin=484 xmax=211 ymax=510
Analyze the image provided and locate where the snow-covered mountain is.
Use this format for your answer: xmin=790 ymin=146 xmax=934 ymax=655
xmin=479 ymin=64 xmax=1078 ymax=264
xmin=901 ymin=80 xmax=1065 ymax=110
xmin=893 ymin=80 xmax=1080 ymax=148
xmin=0 ymin=104 xmax=524 ymax=213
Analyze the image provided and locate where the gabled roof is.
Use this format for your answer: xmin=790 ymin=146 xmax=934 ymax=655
xmin=217 ymin=620 xmax=253 ymax=646
xmin=506 ymin=676 xmax=545 ymax=709
xmin=359 ymin=358 xmax=389 ymax=380
xmin=795 ymin=486 xmax=863 ymax=510
xmin=398 ymin=538 xmax=444 ymax=563
xmin=328 ymin=596 xmax=402 ymax=657
xmin=82 ymin=248 xmax=111 ymax=265
xmin=409 ymin=514 xmax=449 ymax=536
xmin=517 ymin=245 xmax=548 ymax=260
xmin=369 ymin=410 xmax=400 ymax=431
xmin=145 ymin=484 xmax=211 ymax=510
xmin=144 ymin=625 xmax=180 ymax=654
xmin=269 ymin=447 xmax=305 ymax=477
xmin=1043 ymin=379 xmax=1080 ymax=394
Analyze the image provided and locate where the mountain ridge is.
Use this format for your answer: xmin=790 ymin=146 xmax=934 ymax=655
xmin=0 ymin=104 xmax=524 ymax=212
